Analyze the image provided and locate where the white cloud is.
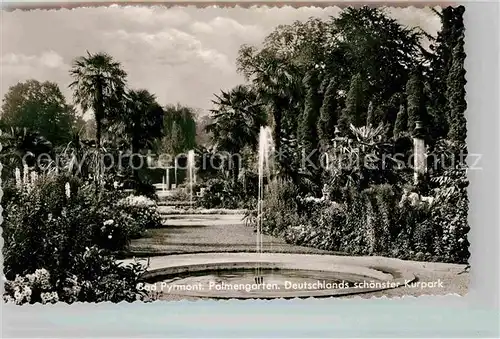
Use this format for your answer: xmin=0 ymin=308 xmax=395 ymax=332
xmin=122 ymin=5 xmax=193 ymax=27
xmin=103 ymin=28 xmax=231 ymax=72
xmin=190 ymin=21 xmax=213 ymax=35
xmin=209 ymin=17 xmax=259 ymax=35
xmin=39 ymin=51 xmax=66 ymax=68
xmin=1 ymin=6 xmax=441 ymax=113
xmin=1 ymin=51 xmax=66 ymax=72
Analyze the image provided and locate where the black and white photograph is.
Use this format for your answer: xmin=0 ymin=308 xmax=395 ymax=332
xmin=1 ymin=4 xmax=469 ymax=303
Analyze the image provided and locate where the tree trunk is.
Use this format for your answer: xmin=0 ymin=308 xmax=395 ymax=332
xmin=95 ymin=118 xmax=102 ymax=148
xmin=95 ymin=80 xmax=104 ymax=148
xmin=273 ymin=108 xmax=282 ymax=154
xmin=232 ymin=161 xmax=240 ymax=186
xmin=132 ymin=137 xmax=141 ymax=184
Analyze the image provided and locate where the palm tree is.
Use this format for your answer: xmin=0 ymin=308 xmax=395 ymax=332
xmin=349 ymin=123 xmax=387 ymax=146
xmin=207 ymin=85 xmax=267 ymax=184
xmin=69 ymin=51 xmax=127 ymax=148
xmin=251 ymin=56 xmax=303 ymax=153
xmin=121 ymin=89 xmax=165 ymax=181
xmin=329 ymin=123 xmax=406 ymax=190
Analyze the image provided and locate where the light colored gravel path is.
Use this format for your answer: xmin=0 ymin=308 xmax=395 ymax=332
xmin=129 ymin=213 xmax=334 ymax=255
xmin=157 ymin=206 xmax=247 ymax=215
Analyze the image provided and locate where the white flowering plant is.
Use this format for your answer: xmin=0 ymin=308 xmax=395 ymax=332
xmin=3 ymin=250 xmax=149 ymax=304
xmin=118 ymin=194 xmax=156 ymax=208
xmin=3 ymin=269 xmax=61 ymax=305
xmin=114 ymin=195 xmax=162 ymax=231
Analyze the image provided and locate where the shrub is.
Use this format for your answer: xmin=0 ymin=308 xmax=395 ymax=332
xmin=392 ymin=198 xmax=432 ymax=259
xmin=69 ymin=246 xmax=149 ymax=303
xmin=2 ymin=171 xmax=164 ymax=304
xmin=118 ymin=195 xmax=156 ymax=207
xmin=134 ymin=180 xmax=158 ymax=200
xmin=94 ymin=206 xmax=138 ymax=250
xmin=116 ymin=194 xmax=162 ymax=232
xmin=197 ymin=178 xmax=255 ymax=209
xmin=3 ymin=268 xmax=58 ymax=305
xmin=3 ymin=176 xmax=95 ymax=279
xmin=265 ymin=177 xmax=469 ymax=264
xmin=262 ymin=179 xmax=301 ymax=236
xmin=362 ymin=184 xmax=398 ymax=254
xmin=427 ymin=169 xmax=470 ymax=263
xmin=170 ymin=186 xmax=191 ymax=201
xmin=308 ymin=201 xmax=346 ymax=250
xmin=339 ymin=187 xmax=369 ymax=254
xmin=430 ymin=196 xmax=469 ymax=263
xmin=3 ymin=249 xmax=150 ymax=304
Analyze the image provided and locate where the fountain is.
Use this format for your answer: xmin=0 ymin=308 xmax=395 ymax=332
xmin=187 ymin=150 xmax=195 ymax=207
xmin=139 ymin=252 xmax=415 ymax=299
xmin=255 ymin=126 xmax=274 ymax=284
xmin=162 ymin=166 xmax=172 ymax=191
xmin=173 ymin=158 xmax=178 ymax=189
xmin=136 ymin=128 xmax=415 ymax=299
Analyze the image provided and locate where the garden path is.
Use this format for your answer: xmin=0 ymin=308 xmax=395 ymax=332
xmin=128 ymin=191 xmax=335 ymax=256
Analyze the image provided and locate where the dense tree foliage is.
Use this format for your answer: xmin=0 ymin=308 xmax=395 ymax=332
xmin=0 ymin=127 xmax=54 ymax=178
xmin=120 ymin=89 xmax=164 ymax=179
xmin=235 ymin=7 xmax=440 ymax=179
xmin=341 ymin=73 xmax=367 ymax=131
xmin=155 ymin=104 xmax=197 ymax=156
xmin=1 ymin=80 xmax=77 ymax=145
xmin=226 ymin=6 xmax=467 ymax=201
xmin=122 ymin=90 xmax=164 ymax=150
xmin=298 ymin=69 xmax=322 ymax=156
xmin=333 ymin=7 xmax=423 ymax=99
xmin=195 ymin=115 xmax=213 ymax=148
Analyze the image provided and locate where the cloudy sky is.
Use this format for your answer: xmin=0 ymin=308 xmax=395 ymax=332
xmin=1 ymin=6 xmax=440 ymax=116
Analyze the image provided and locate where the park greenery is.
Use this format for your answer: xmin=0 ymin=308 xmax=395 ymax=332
xmin=1 ymin=7 xmax=468 ymax=304
xmin=202 ymin=6 xmax=469 ymax=263
xmin=221 ymin=7 xmax=467 ymax=264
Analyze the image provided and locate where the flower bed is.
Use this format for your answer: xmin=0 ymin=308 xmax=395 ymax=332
xmin=262 ymin=173 xmax=469 ymax=264
xmin=2 ymin=171 xmax=161 ymax=304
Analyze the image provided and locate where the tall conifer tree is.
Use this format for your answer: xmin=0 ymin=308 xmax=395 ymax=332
xmin=393 ymin=104 xmax=408 ymax=137
xmin=298 ymin=70 xmax=321 ymax=155
xmin=317 ymin=77 xmax=338 ymax=144
xmin=340 ymin=73 xmax=366 ymax=132
xmin=366 ymin=101 xmax=375 ymax=126
xmin=406 ymin=70 xmax=427 ymax=132
xmin=428 ymin=6 xmax=465 ymax=140
xmin=446 ymin=35 xmax=467 ymax=145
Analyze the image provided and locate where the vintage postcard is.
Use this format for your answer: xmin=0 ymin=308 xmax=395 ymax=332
xmin=1 ymin=4 xmax=469 ymax=304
